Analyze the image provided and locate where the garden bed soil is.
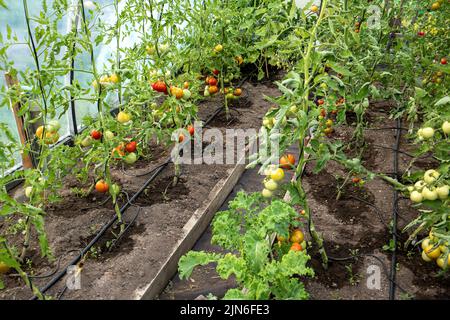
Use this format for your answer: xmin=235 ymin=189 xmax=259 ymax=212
xmin=160 ymin=99 xmax=450 ymax=300
xmin=0 ymin=79 xmax=280 ymax=300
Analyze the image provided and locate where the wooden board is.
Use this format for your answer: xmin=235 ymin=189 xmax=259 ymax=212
xmin=4 ymin=73 xmax=34 ymax=169
xmin=134 ymin=143 xmax=254 ymax=300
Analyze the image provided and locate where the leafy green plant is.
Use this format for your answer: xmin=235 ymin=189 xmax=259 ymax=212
xmin=178 ymin=191 xmax=314 ymax=300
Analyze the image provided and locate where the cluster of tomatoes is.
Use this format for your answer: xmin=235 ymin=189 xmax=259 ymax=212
xmin=151 ymin=80 xmax=192 ymax=101
xmin=204 ymin=71 xmax=220 ymax=96
xmin=421 ymin=231 xmax=450 ymax=270
xmin=178 ymin=124 xmax=195 ymax=143
xmin=78 ymin=111 xmax=139 ymax=193
xmin=417 ymin=121 xmax=450 ymax=141
xmin=35 ymin=120 xmax=61 ymax=145
xmin=92 ymin=73 xmax=120 ymax=90
xmin=261 ymin=154 xmax=295 ymax=198
xmin=277 ymin=227 xmax=306 ymax=253
xmin=408 ymin=169 xmax=449 ymax=203
xmin=317 ymin=98 xmax=343 ymax=138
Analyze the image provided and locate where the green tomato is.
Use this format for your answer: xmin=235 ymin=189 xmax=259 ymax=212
xmin=25 ymin=186 xmax=33 ymax=198
xmin=124 ymin=152 xmax=138 ymax=165
xmin=264 ymin=179 xmax=278 ymax=191
xmin=422 ymin=187 xmax=438 ymax=201
xmin=410 ymin=191 xmax=423 ymax=203
xmin=48 ymin=120 xmax=61 ymax=132
xmin=81 ymin=136 xmax=94 ymax=147
xmin=437 ymin=185 xmax=449 ymax=200
xmin=442 ymin=121 xmax=450 ymax=134
xmin=104 ymin=130 xmax=115 ymax=141
xmin=182 ymin=89 xmax=191 ymax=100
xmin=262 ymin=188 xmax=273 ymax=198
xmin=421 ymin=127 xmax=435 ymax=139
xmin=424 ymin=170 xmax=440 ymax=184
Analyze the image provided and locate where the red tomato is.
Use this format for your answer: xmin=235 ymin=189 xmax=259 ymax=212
xmin=208 ymin=77 xmax=218 ymax=86
xmin=126 ymin=141 xmax=137 ymax=153
xmin=213 ymin=69 xmax=220 ymax=75
xmin=187 ymin=125 xmax=195 ymax=136
xmin=441 ymin=58 xmax=448 ymax=65
xmin=152 ymin=80 xmax=168 ymax=93
xmin=91 ymin=130 xmax=102 ymax=140
xmin=352 ymin=177 xmax=361 ymax=184
xmin=317 ymin=99 xmax=325 ymax=106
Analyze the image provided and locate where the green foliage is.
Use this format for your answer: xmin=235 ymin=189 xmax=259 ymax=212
xmin=179 ymin=192 xmax=314 ymax=300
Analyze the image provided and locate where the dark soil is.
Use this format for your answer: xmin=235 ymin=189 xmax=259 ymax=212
xmin=161 ymin=97 xmax=450 ymax=301
xmin=0 ymin=78 xmax=279 ymax=300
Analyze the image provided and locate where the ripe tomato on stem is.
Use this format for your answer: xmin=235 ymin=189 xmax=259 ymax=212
xmin=152 ymin=80 xmax=168 ymax=93
xmin=279 ymin=154 xmax=295 ymax=169
xmin=187 ymin=125 xmax=195 ymax=136
xmin=126 ymin=141 xmax=137 ymax=153
xmin=290 ymin=243 xmax=303 ymax=252
xmin=91 ymin=130 xmax=102 ymax=140
xmin=95 ymin=180 xmax=109 ymax=193
xmin=208 ymin=77 xmax=218 ymax=86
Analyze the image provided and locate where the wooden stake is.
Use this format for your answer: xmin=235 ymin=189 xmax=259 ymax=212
xmin=4 ymin=72 xmax=34 ymax=169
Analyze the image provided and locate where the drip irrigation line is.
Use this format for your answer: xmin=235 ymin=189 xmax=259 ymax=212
xmin=327 ymin=253 xmax=410 ymax=295
xmin=9 ymin=249 xmax=82 ymax=280
xmin=365 ymin=127 xmax=408 ymax=131
xmin=108 ymin=206 xmax=142 ymax=252
xmin=30 ymin=160 xmax=169 ymax=300
xmin=29 ymin=92 xmax=235 ymax=300
xmin=371 ymin=144 xmax=415 ymax=158
xmin=389 ymin=117 xmax=402 ymax=300
xmin=120 ymin=161 xmax=170 ymax=178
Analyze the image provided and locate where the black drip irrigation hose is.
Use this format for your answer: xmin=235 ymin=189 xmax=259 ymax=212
xmin=29 ymin=95 xmax=237 ymax=300
xmin=389 ymin=117 xmax=401 ymax=300
xmin=327 ymin=253 xmax=409 ymax=294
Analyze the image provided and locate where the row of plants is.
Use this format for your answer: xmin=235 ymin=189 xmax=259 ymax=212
xmin=0 ymin=0 xmax=308 ymax=298
xmin=179 ymin=0 xmax=449 ymax=300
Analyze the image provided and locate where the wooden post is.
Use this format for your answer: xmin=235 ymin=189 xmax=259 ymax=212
xmin=4 ymin=72 xmax=34 ymax=169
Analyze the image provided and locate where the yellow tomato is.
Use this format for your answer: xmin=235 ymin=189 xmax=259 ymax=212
xmin=109 ymin=73 xmax=120 ymax=84
xmin=270 ymin=168 xmax=285 ymax=182
xmin=425 ymin=244 xmax=441 ymax=260
xmin=290 ymin=229 xmax=304 ymax=244
xmin=437 ymin=255 xmax=450 ymax=269
xmin=0 ymin=262 xmax=11 ymax=274
xmin=117 ymin=111 xmax=131 ymax=124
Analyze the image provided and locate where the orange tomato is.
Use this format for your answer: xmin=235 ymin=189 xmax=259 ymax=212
xmin=170 ymin=86 xmax=184 ymax=99
xmin=208 ymin=85 xmax=219 ymax=94
xmin=111 ymin=144 xmax=126 ymax=158
xmin=290 ymin=243 xmax=303 ymax=252
xmin=279 ymin=154 xmax=295 ymax=169
xmin=95 ymin=180 xmax=109 ymax=193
